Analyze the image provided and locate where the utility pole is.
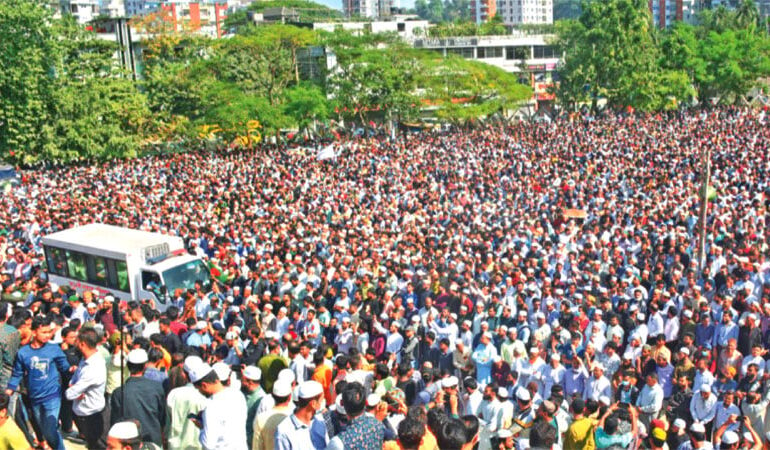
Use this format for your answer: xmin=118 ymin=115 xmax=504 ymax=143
xmin=697 ymin=144 xmax=711 ymax=277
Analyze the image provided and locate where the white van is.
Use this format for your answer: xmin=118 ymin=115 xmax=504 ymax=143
xmin=42 ymin=224 xmax=211 ymax=309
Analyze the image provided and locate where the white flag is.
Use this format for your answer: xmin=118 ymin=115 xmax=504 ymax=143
xmin=317 ymin=145 xmax=336 ymax=161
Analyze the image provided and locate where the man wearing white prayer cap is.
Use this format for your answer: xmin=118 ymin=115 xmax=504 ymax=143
xmin=253 ymin=379 xmax=294 ymax=450
xmin=189 ymin=362 xmax=248 ymax=450
xmin=274 ymin=380 xmax=328 ymax=450
xmin=106 ymin=420 xmax=144 ymax=450
xmin=166 ymin=357 xmax=207 ymax=450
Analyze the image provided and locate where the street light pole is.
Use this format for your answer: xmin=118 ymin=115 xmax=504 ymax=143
xmin=697 ymin=144 xmax=711 ymax=278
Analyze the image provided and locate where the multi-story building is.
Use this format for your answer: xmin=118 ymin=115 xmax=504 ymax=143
xmin=470 ymin=0 xmax=497 ymax=23
xmin=158 ymin=0 xmax=230 ymax=37
xmin=99 ymin=0 xmax=126 ymax=17
xmin=497 ymin=0 xmax=553 ymax=25
xmin=124 ymin=0 xmax=160 ymax=16
xmin=378 ymin=0 xmax=393 ymax=17
xmin=649 ymin=0 xmax=697 ymax=27
xmin=344 ymin=0 xmax=379 ymax=18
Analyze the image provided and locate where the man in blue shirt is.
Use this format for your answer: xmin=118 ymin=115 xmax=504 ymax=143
xmin=713 ymin=311 xmax=739 ymax=353
xmin=694 ymin=314 xmax=715 ymax=350
xmin=6 ymin=315 xmax=72 ymax=450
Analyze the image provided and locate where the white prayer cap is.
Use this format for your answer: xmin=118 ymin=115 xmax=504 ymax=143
xmin=297 ymin=380 xmax=323 ymax=399
xmin=272 ymin=379 xmax=292 ymax=397
xmin=189 ymin=363 xmax=214 ymax=384
xmin=212 ymin=362 xmax=231 ymax=381
xmin=126 ymin=349 xmax=148 ymax=365
xmin=278 ymin=368 xmax=296 ymax=383
xmin=366 ymin=394 xmax=381 ymax=407
xmin=243 ymin=366 xmax=262 ymax=381
xmin=108 ymin=421 xmax=141 ymax=440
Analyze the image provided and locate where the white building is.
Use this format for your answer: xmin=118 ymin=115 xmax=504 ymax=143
xmin=411 ymin=33 xmax=560 ymax=106
xmin=312 ymin=19 xmax=430 ymax=39
xmin=60 ymin=0 xmax=100 ymax=23
xmin=497 ymin=0 xmax=553 ymax=26
xmin=99 ymin=0 xmax=126 ymax=17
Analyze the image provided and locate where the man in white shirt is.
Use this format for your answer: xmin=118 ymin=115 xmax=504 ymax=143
xmin=583 ymin=364 xmax=611 ymax=402
xmin=167 ymin=357 xmax=208 ymax=450
xmin=462 ymin=377 xmax=484 ymax=416
xmin=418 ymin=298 xmax=439 ymax=328
xmin=663 ymin=307 xmax=680 ymax=345
xmin=647 ymin=307 xmax=665 ymax=340
xmin=189 ymin=362 xmax=248 ymax=450
xmin=334 ymin=318 xmax=354 ymax=354
xmin=290 ymin=343 xmax=311 ymax=384
xmin=542 ymin=354 xmax=565 ymax=399
xmin=740 ymin=344 xmax=765 ymax=377
xmin=689 ymin=384 xmax=717 ymax=429
xmin=693 ymin=359 xmax=716 ymax=393
xmin=383 ymin=321 xmax=404 ymax=361
xmin=517 ymin=347 xmax=545 ymax=391
xmin=65 ymin=328 xmax=107 ymax=449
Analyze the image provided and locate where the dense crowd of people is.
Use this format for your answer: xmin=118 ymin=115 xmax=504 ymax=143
xmin=0 ymin=107 xmax=769 ymax=450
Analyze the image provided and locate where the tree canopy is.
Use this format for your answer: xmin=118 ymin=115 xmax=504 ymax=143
xmin=0 ymin=0 xmax=148 ymax=163
xmin=554 ymin=0 xmax=770 ymax=110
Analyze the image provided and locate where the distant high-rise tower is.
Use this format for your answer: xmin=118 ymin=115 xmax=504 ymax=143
xmin=344 ymin=0 xmax=378 ymax=17
xmin=497 ymin=0 xmax=553 ymax=25
xmin=470 ymin=0 xmax=497 ymax=23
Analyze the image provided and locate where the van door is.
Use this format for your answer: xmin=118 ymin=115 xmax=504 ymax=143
xmin=138 ymin=270 xmax=162 ymax=305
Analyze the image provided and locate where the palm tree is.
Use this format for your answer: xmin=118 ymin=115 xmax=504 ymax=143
xmin=734 ymin=0 xmax=760 ymax=31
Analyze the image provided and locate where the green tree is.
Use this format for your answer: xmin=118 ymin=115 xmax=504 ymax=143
xmin=443 ymin=0 xmax=470 ymax=22
xmin=0 ymin=2 xmax=149 ymax=163
xmin=428 ymin=0 xmax=445 ymax=22
xmin=553 ymin=0 xmax=692 ymax=110
xmin=662 ymin=2 xmax=770 ymax=104
xmin=415 ymin=0 xmax=430 ymax=20
xmin=419 ymin=53 xmax=532 ymax=123
xmin=0 ymin=0 xmax=55 ymax=162
xmin=283 ymin=82 xmax=330 ymax=133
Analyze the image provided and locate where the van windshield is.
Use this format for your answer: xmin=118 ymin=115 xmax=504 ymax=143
xmin=162 ymin=260 xmax=211 ymax=293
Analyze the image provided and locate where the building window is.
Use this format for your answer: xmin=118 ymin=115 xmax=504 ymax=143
xmin=478 ymin=47 xmax=503 ymax=58
xmin=448 ymin=47 xmax=474 ymax=58
xmin=533 ymin=45 xmax=557 ymax=58
xmin=397 ymin=22 xmax=405 ymax=31
xmin=506 ymin=46 xmax=529 ymax=60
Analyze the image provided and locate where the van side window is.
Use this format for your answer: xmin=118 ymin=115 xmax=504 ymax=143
xmin=87 ymin=256 xmax=109 ymax=286
xmin=115 ymin=261 xmax=129 ymax=292
xmin=65 ymin=251 xmax=87 ymax=281
xmin=45 ymin=246 xmax=68 ymax=276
